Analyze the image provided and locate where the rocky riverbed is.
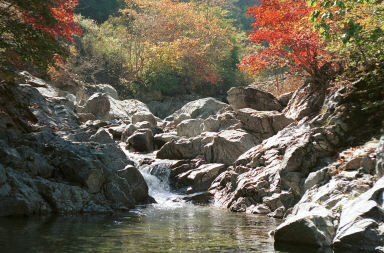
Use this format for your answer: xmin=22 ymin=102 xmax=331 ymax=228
xmin=0 ymin=71 xmax=383 ymax=252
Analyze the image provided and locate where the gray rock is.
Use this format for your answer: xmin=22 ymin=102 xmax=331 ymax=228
xmin=0 ymin=165 xmax=7 ymax=185
xmin=274 ymin=203 xmax=336 ymax=247
xmin=127 ymin=129 xmax=154 ymax=153
xmin=82 ymin=93 xmax=110 ymax=117
xmin=177 ymin=163 xmax=226 ymax=193
xmin=121 ymin=124 xmax=138 ymax=142
xmin=376 ymin=136 xmax=384 ymax=177
xmin=247 ymin=204 xmax=271 ymax=214
xmin=157 ymin=137 xmax=204 ymax=160
xmin=168 ymin=97 xmax=229 ymax=120
xmin=263 ymin=193 xmax=283 ymax=211
xmin=278 ymin=91 xmax=294 ymax=107
xmin=90 ymin=128 xmax=115 ymax=144
xmin=333 ymin=177 xmax=384 ymax=251
xmin=268 ymin=206 xmax=285 ymax=218
xmin=284 ymin=81 xmax=326 ymax=121
xmin=237 ymin=109 xmax=293 ymax=138
xmin=154 ymin=132 xmax=179 ymax=149
xmin=227 ymin=86 xmax=282 ymax=112
xmin=176 ymin=118 xmax=204 ymax=138
xmin=303 ymin=168 xmax=329 ymax=192
xmin=78 ymin=113 xmax=95 ymax=123
xmin=204 ymin=130 xmax=259 ymax=165
xmin=132 ymin=112 xmax=157 ymax=127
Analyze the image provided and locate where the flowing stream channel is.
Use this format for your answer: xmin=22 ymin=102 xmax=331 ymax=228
xmin=0 ymin=153 xmax=332 ymax=253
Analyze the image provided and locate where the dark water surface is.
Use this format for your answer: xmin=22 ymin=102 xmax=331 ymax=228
xmin=0 ymin=203 xmax=281 ymax=253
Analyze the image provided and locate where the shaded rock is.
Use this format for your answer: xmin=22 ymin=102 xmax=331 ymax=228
xmin=263 ymin=193 xmax=283 ymax=211
xmin=90 ymin=128 xmax=115 ymax=144
xmin=154 ymin=132 xmax=179 ymax=149
xmin=278 ymin=91 xmax=294 ymax=107
xmin=274 ymin=203 xmax=336 ymax=247
xmin=376 ymin=136 xmax=384 ymax=177
xmin=116 ymin=165 xmax=149 ymax=203
xmin=121 ymin=124 xmax=138 ymax=142
xmin=107 ymin=124 xmax=127 ymax=140
xmin=176 ymin=118 xmax=204 ymax=138
xmin=182 ymin=192 xmax=213 ymax=205
xmin=227 ymin=86 xmax=282 ymax=112
xmin=78 ymin=113 xmax=95 ymax=123
xmin=127 ymin=129 xmax=154 ymax=153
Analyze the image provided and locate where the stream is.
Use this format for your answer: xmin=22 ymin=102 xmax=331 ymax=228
xmin=0 ymin=154 xmax=333 ymax=253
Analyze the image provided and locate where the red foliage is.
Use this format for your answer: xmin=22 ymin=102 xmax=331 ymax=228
xmin=21 ymin=0 xmax=82 ymax=42
xmin=239 ymin=0 xmax=331 ymax=76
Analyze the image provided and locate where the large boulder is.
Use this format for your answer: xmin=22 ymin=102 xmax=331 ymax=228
xmin=127 ymin=129 xmax=154 ymax=153
xmin=176 ymin=118 xmax=204 ymax=138
xmin=237 ymin=108 xmax=293 ymax=138
xmin=167 ymin=97 xmax=229 ymax=121
xmin=227 ymin=86 xmax=282 ymax=112
xmin=157 ymin=137 xmax=205 ymax=160
xmin=76 ymin=84 xmax=118 ymax=104
xmin=108 ymin=97 xmax=152 ymax=121
xmin=132 ymin=112 xmax=157 ymax=127
xmin=81 ymin=93 xmax=110 ymax=117
xmin=284 ymin=81 xmax=326 ymax=120
xmin=274 ymin=203 xmax=336 ymax=247
xmin=204 ymin=130 xmax=259 ymax=165
xmin=333 ymin=177 xmax=384 ymax=252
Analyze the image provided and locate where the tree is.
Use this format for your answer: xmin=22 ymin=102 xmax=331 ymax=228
xmin=0 ymin=0 xmax=81 ymax=72
xmin=76 ymin=0 xmax=124 ymax=23
xmin=239 ymin=0 xmax=331 ymax=77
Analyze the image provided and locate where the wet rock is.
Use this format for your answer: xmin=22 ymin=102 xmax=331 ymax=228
xmin=176 ymin=118 xmax=204 ymax=137
xmin=0 ymin=165 xmax=7 ymax=185
xmin=268 ymin=206 xmax=285 ymax=219
xmin=247 ymin=204 xmax=271 ymax=214
xmin=182 ymin=192 xmax=213 ymax=205
xmin=127 ymin=129 xmax=154 ymax=153
xmin=116 ymin=165 xmax=149 ymax=203
xmin=227 ymin=86 xmax=282 ymax=112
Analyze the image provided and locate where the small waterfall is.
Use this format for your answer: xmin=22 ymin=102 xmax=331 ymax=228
xmin=126 ymin=152 xmax=183 ymax=206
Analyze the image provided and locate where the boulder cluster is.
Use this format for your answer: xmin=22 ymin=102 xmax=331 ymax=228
xmin=0 ymin=72 xmax=382 ymax=251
